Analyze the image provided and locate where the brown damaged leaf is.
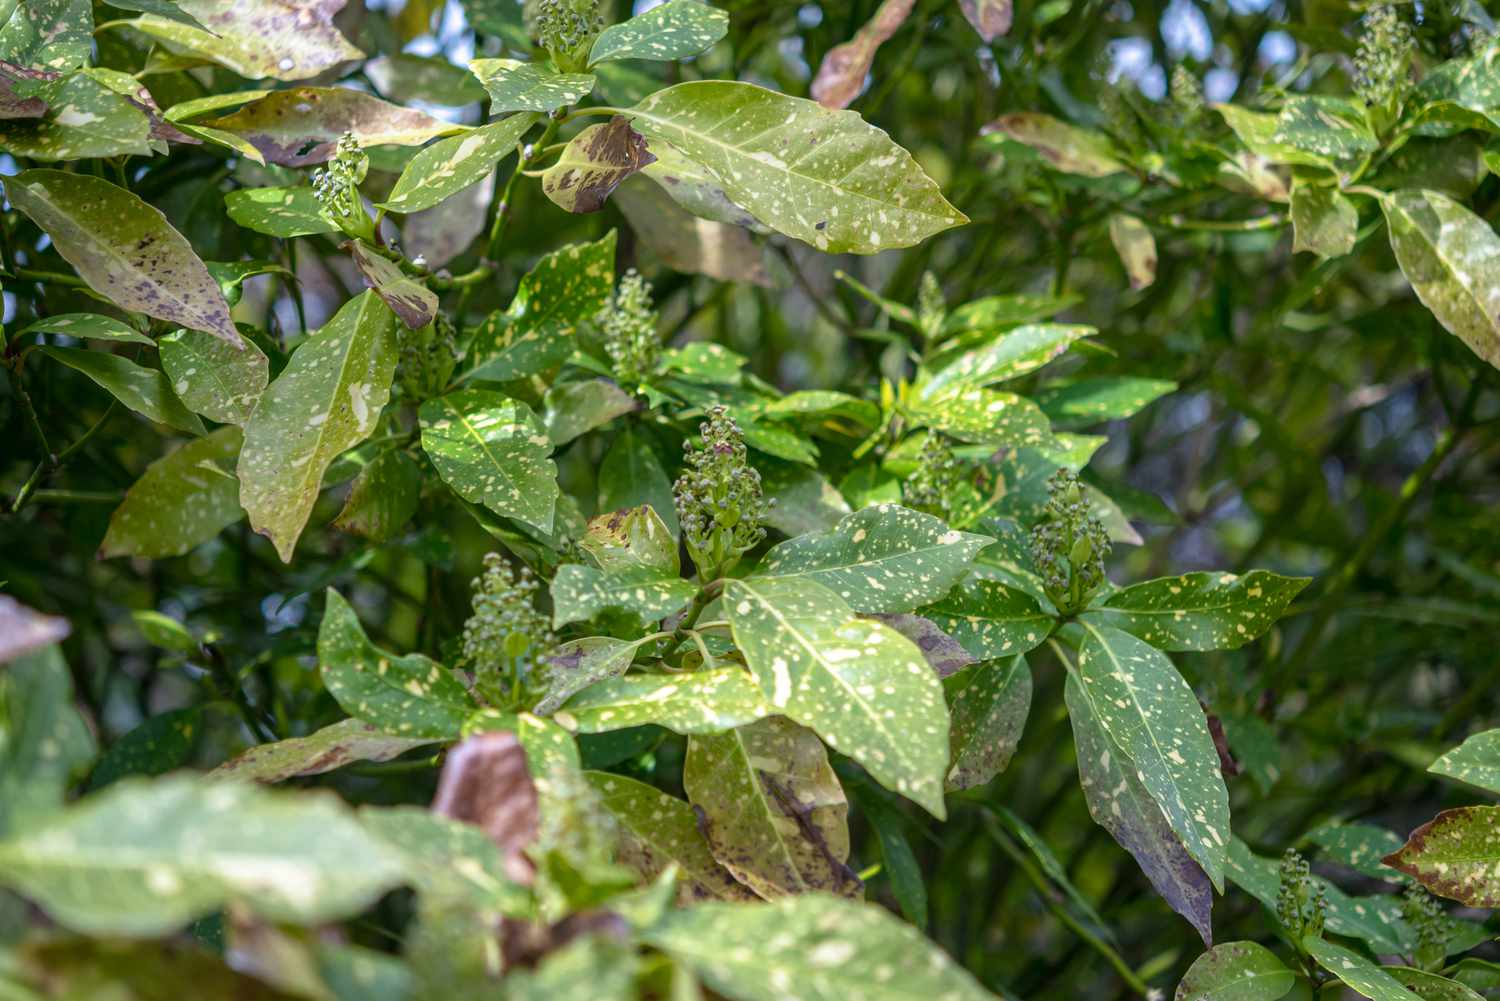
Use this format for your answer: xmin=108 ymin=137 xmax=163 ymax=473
xmin=347 ymin=239 xmax=438 ymax=329
xmin=871 ymin=613 xmax=974 ymax=678
xmin=211 ymin=718 xmax=437 ymax=783
xmin=810 ymin=0 xmax=914 ymax=110
xmin=958 ymin=0 xmax=1012 ymax=42
xmin=1384 ymin=805 xmax=1500 ymax=907
xmin=0 ymin=60 xmax=52 ymax=119
xmin=0 ymin=595 xmax=70 ymax=664
xmin=128 ymin=0 xmax=365 ymax=82
xmin=541 ymin=115 xmax=656 ymax=214
xmin=432 ymin=731 xmax=540 ymax=884
xmin=205 ymin=88 xmax=460 ymax=167
xmin=983 ymin=113 xmax=1126 ymax=178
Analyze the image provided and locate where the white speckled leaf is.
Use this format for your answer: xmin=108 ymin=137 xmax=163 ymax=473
xmin=237 ymin=291 xmax=397 ymax=561
xmin=643 ymin=894 xmax=995 ymax=1001
xmin=381 ymin=112 xmax=537 ymax=214
xmin=922 ymin=576 xmax=1053 ymax=659
xmin=1065 ymin=674 xmax=1213 ymax=945
xmin=1076 ymin=622 xmax=1230 ymax=891
xmin=318 ymin=589 xmax=475 ymax=738
xmin=159 ymin=328 xmax=268 ymax=426
xmin=551 ymin=564 xmax=696 ymax=628
xmin=19 ymin=313 xmax=152 ymax=346
xmin=1304 ymin=937 xmax=1422 ymax=1001
xmin=552 ymin=668 xmax=773 ymax=736
xmin=211 ymin=718 xmax=437 ymax=783
xmin=1291 ymin=182 xmax=1358 ymax=260
xmin=0 ymin=774 xmax=405 ymax=936
xmin=348 ymin=239 xmax=437 ymax=329
xmin=1081 ymin=570 xmax=1308 ymax=652
xmin=101 ymin=427 xmax=243 ymax=559
xmin=531 ymin=635 xmax=653 ymax=716
xmin=128 ymin=0 xmax=363 ymax=81
xmin=5 ymin=171 xmax=238 ymax=344
xmin=0 ymin=72 xmax=153 ymax=161
xmin=945 ymin=656 xmax=1031 ymax=791
xmin=1108 ymin=213 xmax=1156 ymax=290
xmin=623 ymin=81 xmax=967 ymax=254
xmin=589 ymin=0 xmax=727 ymax=66
xmin=685 ymin=716 xmax=859 ymax=899
xmin=921 ymin=324 xmax=1094 ymax=398
xmin=1215 ymin=103 xmax=1350 ymax=170
xmin=419 ymin=388 xmax=558 ymax=535
xmin=756 ymin=504 xmax=991 ymax=614
xmin=1270 ymin=96 xmax=1377 ymax=162
xmin=1430 ymin=729 xmax=1500 ymax=796
xmin=580 ymin=504 xmax=678 ymax=575
xmin=1175 ymin=942 xmax=1295 ymax=1001
xmin=724 ymin=576 xmax=950 ymax=817
xmin=205 ymin=88 xmax=460 ymax=167
xmin=1384 ymin=806 xmax=1500 ymax=908
xmin=904 ymin=386 xmax=1056 ymax=447
xmin=225 ymin=186 xmax=341 ymax=238
xmin=984 ymin=113 xmax=1125 ymax=177
xmin=36 ymin=346 xmax=204 ymax=435
xmin=1382 ymin=188 xmax=1500 ymax=370
xmin=0 ymin=0 xmax=90 ymax=70
xmin=1308 ymin=822 xmax=1408 ymax=883
xmin=0 ymin=646 xmax=95 ymax=837
xmin=468 ymin=58 xmax=595 ymax=112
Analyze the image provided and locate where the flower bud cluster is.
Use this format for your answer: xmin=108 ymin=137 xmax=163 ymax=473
xmin=1402 ymin=885 xmax=1446 ymax=969
xmin=531 ymin=0 xmax=603 ymax=71
xmin=674 ymin=406 xmax=770 ymax=578
xmin=917 ymin=271 xmax=946 ymax=342
xmin=312 ymin=133 xmax=374 ymax=241
xmin=1029 ymin=468 xmax=1110 ymax=614
xmin=904 ymin=432 xmax=963 ymax=522
xmin=397 ymin=313 xmax=458 ymax=402
xmin=600 ymin=269 xmax=660 ymax=387
xmin=1354 ymin=5 xmax=1414 ymax=111
xmin=1171 ymin=65 xmax=1205 ymax=127
xmin=461 ymin=553 xmax=555 ymax=704
xmin=1276 ymin=849 xmax=1326 ymax=941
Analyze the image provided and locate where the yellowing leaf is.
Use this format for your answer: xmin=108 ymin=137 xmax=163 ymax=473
xmin=128 ymin=0 xmax=363 ymax=81
xmin=540 ymin=115 xmax=655 ymax=214
xmin=984 ymin=113 xmax=1125 ymax=177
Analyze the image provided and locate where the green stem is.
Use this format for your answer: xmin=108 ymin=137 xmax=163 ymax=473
xmin=9 ymin=400 xmax=119 ymax=514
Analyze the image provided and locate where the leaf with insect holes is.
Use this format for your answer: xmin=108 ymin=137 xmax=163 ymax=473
xmin=204 ymin=88 xmax=459 ymax=166
xmin=348 ymin=240 xmax=438 ymax=329
xmin=317 ymin=589 xmax=475 ymax=739
xmin=541 ymin=116 xmax=656 ymax=214
xmin=1430 ymin=729 xmax=1500 ymax=796
xmin=101 ymin=427 xmax=244 ymax=559
xmin=552 ymin=668 xmax=773 ymax=736
xmin=381 ymin=112 xmax=538 ymax=214
xmin=127 ymin=0 xmax=363 ymax=81
xmin=1080 ymin=570 xmax=1308 ymax=652
xmin=589 ymin=0 xmax=727 ymax=66
xmin=36 ymin=347 xmax=203 ymax=435
xmin=5 ymin=171 xmax=238 ymax=344
xmin=685 ymin=716 xmax=860 ymax=899
xmin=159 ymin=328 xmax=268 ymax=426
xmin=945 ymin=656 xmax=1032 ymax=791
xmin=211 ymin=718 xmax=438 ymax=784
xmin=1175 ymin=942 xmax=1295 ymax=1001
xmin=419 ymin=389 xmax=559 ymax=535
xmin=1384 ymin=806 xmax=1500 ymax=908
xmin=468 ymin=58 xmax=595 ymax=112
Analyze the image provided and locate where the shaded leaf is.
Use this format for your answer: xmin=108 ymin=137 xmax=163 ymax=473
xmin=468 ymin=58 xmax=595 ymax=112
xmin=419 ymin=389 xmax=559 ymax=535
xmin=0 ymin=71 xmax=152 ymax=160
xmin=1309 ymin=822 xmax=1408 ymax=884
xmin=101 ymin=426 xmax=244 ymax=559
xmin=159 ymin=328 xmax=269 ymax=426
xmin=613 ymin=176 xmax=769 ymax=285
xmin=984 ymin=113 xmax=1125 ymax=177
xmin=1291 ymin=183 xmax=1358 ymax=260
xmin=1035 ymin=376 xmax=1176 ymax=429
xmin=810 ymin=0 xmax=914 ymax=110
xmin=0 ymin=646 xmax=94 ymax=836
xmin=1175 ymin=941 xmax=1295 ymax=1001
xmin=381 ymin=112 xmax=537 ymax=214
xmin=599 ymin=427 xmax=679 ymax=537
xmin=128 ymin=0 xmax=364 ymax=81
xmin=872 ymin=613 xmax=974 ymax=678
xmin=541 ymin=115 xmax=655 ymax=214
xmin=360 ymin=805 xmax=530 ymax=915
xmin=88 ymin=706 xmax=201 ymax=791
xmin=945 ymin=655 xmax=1031 ymax=790
xmin=348 ymin=239 xmax=438 ymax=329
xmin=366 ymin=52 xmax=488 ymax=106
xmin=1384 ymin=806 xmax=1500 ymax=908
xmin=211 ymin=718 xmax=437 ymax=783
xmin=17 ymin=939 xmax=311 ymax=1001
xmin=761 ymin=462 xmax=851 ymax=537
xmin=1081 ymin=571 xmax=1308 ymax=652
xmin=332 ymin=449 xmax=421 ymax=542
xmin=543 ymin=378 xmax=639 ymax=445
xmin=205 ymin=88 xmax=459 ymax=167
xmin=37 ymin=346 xmax=204 ymax=435
xmin=923 ymin=576 xmax=1053 ymax=659
xmin=552 ymin=668 xmax=773 ymax=736
xmin=19 ymin=312 xmax=152 ymax=345
xmin=402 ymin=171 xmax=494 ymax=268
xmin=589 ymin=0 xmax=728 ymax=66
xmin=225 ymin=185 xmax=341 ymax=238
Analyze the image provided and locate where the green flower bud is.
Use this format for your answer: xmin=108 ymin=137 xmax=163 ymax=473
xmin=1028 ymin=468 xmax=1111 ymax=614
xmin=674 ymin=405 xmax=770 ymax=579
xmin=311 ymin=132 xmax=374 ymax=242
xmin=904 ymin=432 xmax=963 ymax=521
xmin=599 ymin=269 xmax=660 ymax=388
xmin=917 ymin=271 xmax=946 ymax=342
xmin=397 ymin=313 xmax=458 ymax=402
xmin=1276 ymin=849 xmax=1326 ymax=941
xmin=529 ymin=0 xmax=603 ymax=72
xmin=1354 ymin=5 xmax=1414 ymax=118
xmin=1401 ymin=885 xmax=1447 ymax=971
xmin=460 ymin=552 xmax=555 ymax=706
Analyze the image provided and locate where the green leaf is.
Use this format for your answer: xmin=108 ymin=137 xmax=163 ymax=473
xmin=941 ymin=291 xmax=1082 ymax=337
xmin=225 ymin=185 xmax=341 ymax=237
xmin=204 ymin=88 xmax=460 ymax=167
xmin=86 ymin=706 xmax=202 ymax=790
xmin=237 ymin=291 xmax=398 ymax=562
xmin=552 ymin=668 xmax=773 ymax=736
xmin=923 ymin=576 xmax=1054 ymax=659
xmin=360 ymin=805 xmax=530 ymax=915
xmin=366 ymin=52 xmax=488 ymax=106
xmin=36 ymin=346 xmax=203 ymax=435
xmin=757 ymin=503 xmax=991 ymax=614
xmin=101 ymin=426 xmax=244 ymax=559
xmin=921 ymin=324 xmax=1094 ymax=398
xmin=1304 ymin=937 xmax=1422 ymax=1001
xmin=1216 ymin=102 xmax=1361 ymax=170
xmin=904 ymin=387 xmax=1056 ymax=448
xmin=984 ymin=112 xmax=1126 ymax=177
xmin=0 ymin=774 xmax=404 ymax=936
xmin=19 ymin=313 xmax=152 ymax=345
xmin=1075 ymin=622 xmax=1230 ymax=890
xmin=531 ymin=636 xmax=652 ymax=716
xmin=317 ymin=589 xmax=475 ymax=739
xmin=381 ymin=112 xmax=538 ymax=214
xmin=543 ymin=378 xmax=640 ymax=445
xmin=623 ymin=81 xmax=967 ymax=253
xmin=1034 ymin=376 xmax=1176 ymax=429
xmin=348 ymin=240 xmax=438 ymax=330
xmin=762 ymin=462 xmax=852 ymax=537
xmin=0 ymin=0 xmax=91 ymax=70
xmin=159 ymin=328 xmax=269 ymax=426
xmin=643 ymin=895 xmax=996 ymax=1001
xmin=944 ymin=655 xmax=1031 ymax=790
xmin=1429 ymin=728 xmax=1500 ymax=796
xmin=598 ymin=427 xmax=679 ymax=537
xmin=131 ymin=609 xmax=197 ymax=653
xmin=724 ymin=576 xmax=950 ymax=817
xmin=1291 ymin=182 xmax=1358 ymax=260
xmin=419 ymin=389 xmax=559 ymax=535
xmin=579 ymin=504 xmax=679 ymax=575
xmin=1382 ymin=188 xmax=1500 ymax=369
xmin=0 ymin=646 xmax=95 ymax=837
xmin=1308 ymin=822 xmax=1408 ymax=884
xmin=103 ymin=0 xmax=206 ymax=29
xmin=1175 ymin=942 xmax=1296 ymax=1001
xmin=1108 ymin=213 xmax=1156 ymax=290
xmin=1384 ymin=968 xmax=1486 ymax=1001
xmin=860 ymin=791 xmax=928 ymax=927
xmin=467 ymin=58 xmax=595 ymax=112
xmin=207 ymin=260 xmax=289 ymax=308
xmin=331 ymin=448 xmax=421 ymax=543
xmin=1411 ymin=46 xmax=1500 ymax=131
xmin=585 ymin=771 xmax=753 ymax=900
xmin=589 ymin=0 xmax=728 ymax=66
xmin=541 ymin=115 xmax=655 ymax=214
xmin=1081 ymin=570 xmax=1308 ymax=652
xmin=5 ymin=171 xmax=238 ymax=344
xmin=1384 ymin=806 xmax=1500 ymax=907
xmin=0 ymin=71 xmax=153 ymax=161
xmin=211 ymin=718 xmax=437 ymax=784
xmin=127 ymin=0 xmax=363 ymax=81
xmin=505 ymin=936 xmax=637 ymax=1001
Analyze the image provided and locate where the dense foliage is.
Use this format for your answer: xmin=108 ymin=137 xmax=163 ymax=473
xmin=2 ymin=0 xmax=1500 ymax=997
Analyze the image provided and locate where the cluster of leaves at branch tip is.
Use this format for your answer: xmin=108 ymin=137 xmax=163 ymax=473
xmin=1354 ymin=5 xmax=1414 ymax=129
xmin=311 ymin=132 xmax=374 ymax=243
xmin=599 ymin=268 xmax=660 ymax=388
xmin=397 ymin=313 xmax=458 ymax=401
xmin=461 ymin=552 xmax=557 ymax=706
xmin=530 ymin=0 xmax=604 ymax=72
xmin=674 ymin=405 xmax=771 ymax=579
xmin=1401 ymin=883 xmax=1448 ymax=971
xmin=1275 ymin=849 xmax=1326 ymax=942
xmin=916 ymin=271 xmax=946 ymax=342
xmin=903 ymin=433 xmax=963 ymax=522
xmin=1029 ymin=468 xmax=1110 ymax=615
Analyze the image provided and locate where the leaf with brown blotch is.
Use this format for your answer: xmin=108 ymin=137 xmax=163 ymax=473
xmin=870 ymin=613 xmax=974 ymax=678
xmin=983 ymin=113 xmax=1126 ymax=178
xmin=210 ymin=718 xmax=438 ymax=784
xmin=1384 ymin=806 xmax=1500 ymax=908
xmin=127 ymin=0 xmax=365 ymax=82
xmin=204 ymin=88 xmax=461 ymax=167
xmin=541 ymin=116 xmax=656 ymax=214
xmin=0 ymin=63 xmax=49 ymax=119
xmin=0 ymin=596 xmax=69 ymax=664
xmin=347 ymin=240 xmax=438 ymax=329
xmin=958 ymin=0 xmax=1012 ymax=42
xmin=810 ymin=0 xmax=914 ymax=110
xmin=431 ymin=731 xmax=540 ymax=885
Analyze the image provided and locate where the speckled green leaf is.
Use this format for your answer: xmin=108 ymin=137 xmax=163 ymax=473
xmin=984 ymin=112 xmax=1125 ymax=177
xmin=461 ymin=230 xmax=617 ymax=383
xmin=1035 ymin=377 xmax=1176 ymax=429
xmin=128 ymin=0 xmax=364 ymax=81
xmin=331 ymin=449 xmax=421 ymax=542
xmin=724 ymin=576 xmax=950 ymax=817
xmin=638 ymin=138 xmax=765 ymax=229
xmin=1384 ymin=968 xmax=1486 ymax=1001
xmin=941 ymin=291 xmax=1081 ymax=337
xmin=381 ymin=112 xmax=537 ymax=214
xmin=6 ymin=172 xmax=238 ymax=344
xmin=1076 ymin=622 xmax=1230 ymax=890
xmin=1430 ymin=729 xmax=1500 ymax=796
xmin=1108 ymin=213 xmax=1156 ymax=290
xmin=1291 ymin=183 xmax=1358 ymax=260
xmin=1216 ymin=104 xmax=1347 ymax=170
xmin=159 ymin=328 xmax=268 ymax=426
xmin=1309 ymin=822 xmax=1408 ymax=883
xmin=757 ymin=504 xmax=991 ymax=614
xmin=0 ymin=72 xmax=153 ymax=160
xmin=921 ymin=324 xmax=1094 ymax=398
xmin=904 ymin=386 xmax=1056 ymax=447
xmin=623 ymin=81 xmax=967 ymax=254
xmin=37 ymin=346 xmax=204 ymax=435
xmin=585 ymin=771 xmax=753 ymax=901
xmin=531 ymin=636 xmax=653 ymax=716
xmin=1305 ymin=937 xmax=1422 ymax=1001
xmin=0 ymin=774 xmax=404 ymax=936
xmin=348 ymin=240 xmax=437 ymax=330
xmin=543 ymin=378 xmax=639 ymax=445
xmin=506 ymin=937 xmax=637 ymax=1001
xmin=468 ymin=58 xmax=595 ymax=112
xmin=643 ymin=894 xmax=995 ymax=1001
xmin=419 ymin=389 xmax=558 ymax=535
xmin=1382 ymin=188 xmax=1500 ymax=369
xmin=599 ymin=427 xmax=679 ymax=537
xmin=1175 ymin=942 xmax=1295 ymax=1001
xmin=101 ymin=426 xmax=243 ymax=559
xmin=1384 ymin=806 xmax=1500 ymax=908
xmin=318 ymin=589 xmax=475 ymax=738
xmin=589 ymin=0 xmax=727 ymax=66
xmin=923 ymin=576 xmax=1054 ymax=659
xmin=204 ymin=88 xmax=459 ymax=167
xmin=1081 ymin=570 xmax=1308 ymax=652
xmin=1411 ymin=46 xmax=1500 ymax=131
xmin=685 ymin=716 xmax=859 ymax=899
xmin=238 ymin=291 xmax=398 ymax=562
xmin=944 ymin=656 xmax=1031 ymax=791
xmin=552 ymin=668 xmax=773 ymax=736
xmin=360 ymin=805 xmax=530 ymax=915
xmin=18 ymin=313 xmax=152 ymax=345
xmin=579 ymin=504 xmax=678 ymax=575
xmin=212 ymin=718 xmax=437 ymax=783
xmin=86 ymin=706 xmax=201 ymax=791
xmin=1066 ymin=674 xmax=1213 ymax=945
xmin=225 ymin=186 xmax=341 ymax=237
xmin=0 ymin=646 xmax=94 ymax=837
xmin=1271 ymin=95 xmax=1377 ymax=160
xmin=0 ymin=0 xmax=90 ymax=70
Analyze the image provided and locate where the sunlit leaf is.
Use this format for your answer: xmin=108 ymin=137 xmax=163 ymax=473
xmin=1291 ymin=182 xmax=1358 ymax=260
xmin=127 ymin=0 xmax=364 ymax=82
xmin=983 ymin=113 xmax=1126 ymax=177
xmin=541 ymin=115 xmax=655 ymax=214
xmin=552 ymin=668 xmax=773 ymax=736
xmin=419 ymin=389 xmax=559 ymax=535
xmin=1080 ymin=570 xmax=1308 ymax=652
xmin=1108 ymin=213 xmax=1156 ymax=290
xmin=1429 ymin=729 xmax=1500 ymax=796
xmin=225 ymin=185 xmax=341 ymax=237
xmin=588 ymin=0 xmax=728 ymax=66
xmin=381 ymin=112 xmax=538 ymax=214
xmin=159 ymin=328 xmax=269 ymax=426
xmin=468 ymin=58 xmax=595 ymax=112
xmin=204 ymin=88 xmax=460 ymax=167
xmin=1304 ymin=937 xmax=1422 ymax=1001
